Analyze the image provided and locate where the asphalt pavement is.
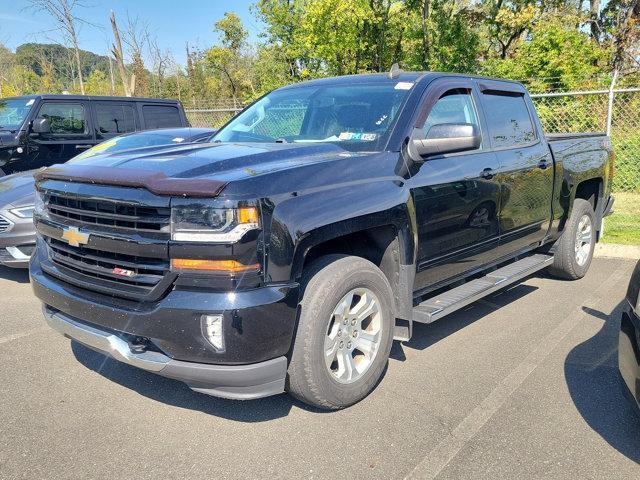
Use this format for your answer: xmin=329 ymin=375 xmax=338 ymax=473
xmin=1 ymin=258 xmax=639 ymax=479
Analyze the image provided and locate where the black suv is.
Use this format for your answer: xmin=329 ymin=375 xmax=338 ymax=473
xmin=0 ymin=95 xmax=189 ymax=174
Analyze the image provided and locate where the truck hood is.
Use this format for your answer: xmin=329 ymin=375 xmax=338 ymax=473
xmin=37 ymin=142 xmax=362 ymax=197
xmin=0 ymin=170 xmax=36 ymax=208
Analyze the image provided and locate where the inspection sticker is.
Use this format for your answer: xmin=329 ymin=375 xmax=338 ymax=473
xmin=338 ymin=132 xmax=377 ymax=141
xmin=394 ymin=82 xmax=414 ymax=90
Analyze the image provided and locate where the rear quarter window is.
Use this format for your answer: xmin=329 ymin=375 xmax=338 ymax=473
xmin=142 ymin=105 xmax=182 ymax=129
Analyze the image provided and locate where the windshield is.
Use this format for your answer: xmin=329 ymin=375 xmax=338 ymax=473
xmin=213 ymin=82 xmax=413 ymax=151
xmin=70 ymin=131 xmax=197 ymax=162
xmin=0 ymin=98 xmax=34 ymax=131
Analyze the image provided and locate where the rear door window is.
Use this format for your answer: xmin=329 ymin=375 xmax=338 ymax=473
xmin=94 ymin=103 xmax=136 ymax=138
xmin=142 ymin=105 xmax=182 ymax=129
xmin=482 ymin=92 xmax=536 ymax=148
xmin=38 ymin=103 xmax=86 ymax=135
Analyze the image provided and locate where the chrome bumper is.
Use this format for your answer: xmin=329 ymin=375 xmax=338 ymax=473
xmin=44 ymin=306 xmax=168 ymax=372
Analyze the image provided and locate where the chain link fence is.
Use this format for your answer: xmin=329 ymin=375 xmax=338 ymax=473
xmin=186 ymin=107 xmax=242 ymax=129
xmin=186 ymin=87 xmax=640 ymax=193
xmin=531 ymin=88 xmax=640 ymax=193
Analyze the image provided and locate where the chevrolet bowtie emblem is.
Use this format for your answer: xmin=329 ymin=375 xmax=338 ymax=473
xmin=61 ymin=227 xmax=90 ymax=247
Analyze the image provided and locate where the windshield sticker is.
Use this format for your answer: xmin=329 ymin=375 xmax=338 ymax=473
xmin=338 ymin=132 xmax=377 ymax=141
xmin=25 ymin=99 xmax=35 ymax=106
xmin=375 ymin=115 xmax=388 ymax=125
xmin=394 ymin=82 xmax=414 ymax=90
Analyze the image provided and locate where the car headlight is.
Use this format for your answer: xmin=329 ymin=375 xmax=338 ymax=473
xmin=10 ymin=205 xmax=35 ymax=219
xmin=171 ymin=205 xmax=260 ymax=242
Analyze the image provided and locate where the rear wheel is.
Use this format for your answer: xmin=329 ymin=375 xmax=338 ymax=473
xmin=548 ymin=198 xmax=596 ymax=280
xmin=287 ymin=255 xmax=395 ymax=410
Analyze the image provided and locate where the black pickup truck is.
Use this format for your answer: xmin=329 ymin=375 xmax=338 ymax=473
xmin=31 ymin=72 xmax=614 ymax=409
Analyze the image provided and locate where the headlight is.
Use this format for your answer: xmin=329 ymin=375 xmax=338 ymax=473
xmin=171 ymin=205 xmax=260 ymax=242
xmin=10 ymin=205 xmax=35 ymax=219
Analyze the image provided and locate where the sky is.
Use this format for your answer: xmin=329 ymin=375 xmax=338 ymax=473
xmin=0 ymin=0 xmax=262 ymax=65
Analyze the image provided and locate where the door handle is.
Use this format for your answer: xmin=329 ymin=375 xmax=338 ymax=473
xmin=479 ymin=168 xmax=494 ymax=180
xmin=537 ymin=160 xmax=549 ymax=170
xmin=75 ymin=145 xmax=92 ymax=150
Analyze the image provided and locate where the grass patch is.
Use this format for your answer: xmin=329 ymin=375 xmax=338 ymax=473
xmin=602 ymin=192 xmax=640 ymax=245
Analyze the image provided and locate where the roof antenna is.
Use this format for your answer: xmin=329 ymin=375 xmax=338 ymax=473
xmin=389 ymin=63 xmax=402 ymax=79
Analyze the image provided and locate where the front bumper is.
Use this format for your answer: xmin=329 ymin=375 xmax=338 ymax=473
xmin=619 ymin=301 xmax=640 ymax=413
xmin=31 ymin=246 xmax=301 ymax=399
xmin=44 ymin=306 xmax=287 ymax=399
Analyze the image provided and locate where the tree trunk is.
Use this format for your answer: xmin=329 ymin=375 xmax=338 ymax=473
xmin=72 ymin=40 xmax=85 ymax=94
xmin=108 ymin=55 xmax=115 ymax=95
xmin=110 ymin=11 xmax=132 ymax=97
xmin=421 ymin=0 xmax=430 ymax=70
xmin=589 ymin=0 xmax=600 ymax=40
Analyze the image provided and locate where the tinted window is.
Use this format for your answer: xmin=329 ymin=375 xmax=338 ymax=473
xmin=482 ymin=92 xmax=535 ymax=148
xmin=95 ymin=103 xmax=136 ymax=137
xmin=38 ymin=103 xmax=85 ymax=134
xmin=423 ymin=89 xmax=479 ymax=137
xmin=142 ymin=105 xmax=182 ymax=129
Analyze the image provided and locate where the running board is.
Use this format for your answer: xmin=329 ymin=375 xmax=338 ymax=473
xmin=412 ymin=254 xmax=554 ymax=324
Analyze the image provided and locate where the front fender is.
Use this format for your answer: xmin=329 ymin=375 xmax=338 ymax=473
xmin=263 ymin=178 xmax=414 ymax=284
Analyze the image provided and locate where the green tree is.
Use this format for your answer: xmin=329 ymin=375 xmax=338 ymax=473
xmin=482 ymin=18 xmax=607 ymax=90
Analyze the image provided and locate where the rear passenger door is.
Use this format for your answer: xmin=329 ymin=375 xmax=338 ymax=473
xmin=478 ymin=82 xmax=554 ymax=256
xmin=92 ymin=102 xmax=137 ymax=141
xmin=140 ymin=104 xmax=184 ymax=130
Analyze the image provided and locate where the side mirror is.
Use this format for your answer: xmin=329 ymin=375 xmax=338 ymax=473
xmin=31 ymin=117 xmax=51 ymax=135
xmin=407 ymin=123 xmax=481 ymax=161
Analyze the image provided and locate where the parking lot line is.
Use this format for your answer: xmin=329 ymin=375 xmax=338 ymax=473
xmin=0 ymin=327 xmax=48 ymax=346
xmin=405 ymin=263 xmax=629 ymax=480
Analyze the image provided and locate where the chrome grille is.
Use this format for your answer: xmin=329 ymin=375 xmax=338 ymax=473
xmin=0 ymin=215 xmax=11 ymax=233
xmin=45 ymin=191 xmax=170 ymax=233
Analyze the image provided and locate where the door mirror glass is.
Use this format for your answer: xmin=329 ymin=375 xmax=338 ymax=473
xmin=409 ymin=123 xmax=481 ymax=159
xmin=31 ymin=117 xmax=51 ymax=135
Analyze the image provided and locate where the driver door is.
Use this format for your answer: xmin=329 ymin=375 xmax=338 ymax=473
xmin=27 ymin=100 xmax=94 ymax=170
xmin=410 ymin=79 xmax=502 ymax=291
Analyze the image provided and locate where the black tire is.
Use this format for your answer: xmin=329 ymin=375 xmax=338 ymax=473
xmin=287 ymin=255 xmax=395 ymax=410
xmin=548 ymin=198 xmax=596 ymax=280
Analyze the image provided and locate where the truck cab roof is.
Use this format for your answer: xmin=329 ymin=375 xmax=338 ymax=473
xmin=279 ymin=71 xmax=525 ymax=90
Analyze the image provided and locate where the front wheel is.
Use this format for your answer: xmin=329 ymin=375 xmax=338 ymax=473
xmin=548 ymin=198 xmax=596 ymax=280
xmin=287 ymin=255 xmax=395 ymax=410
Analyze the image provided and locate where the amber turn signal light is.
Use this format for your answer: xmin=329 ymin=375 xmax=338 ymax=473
xmin=238 ymin=206 xmax=259 ymax=224
xmin=171 ymin=258 xmax=260 ymax=273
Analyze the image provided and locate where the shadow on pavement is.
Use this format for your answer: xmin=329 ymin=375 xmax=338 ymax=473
xmin=564 ymin=301 xmax=640 ymax=464
xmin=70 ymin=341 xmax=329 ymax=422
xmin=69 ymin=275 xmax=541 ymax=420
xmin=391 ymin=282 xmax=538 ymax=361
xmin=0 ymin=265 xmax=30 ymax=283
